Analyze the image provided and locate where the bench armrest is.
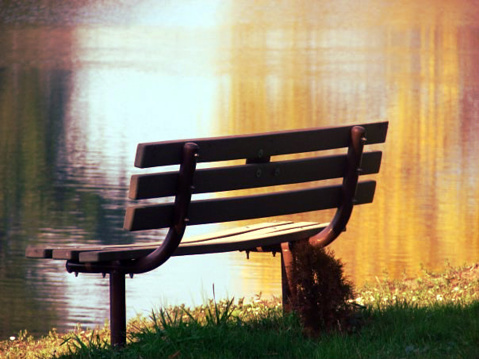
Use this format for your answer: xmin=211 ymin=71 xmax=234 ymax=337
xmin=125 ymin=142 xmax=199 ymax=274
xmin=309 ymin=126 xmax=366 ymax=248
xmin=66 ymin=142 xmax=199 ymax=275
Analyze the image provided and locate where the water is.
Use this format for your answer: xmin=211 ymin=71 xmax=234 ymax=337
xmin=1 ymin=0 xmax=478 ymax=339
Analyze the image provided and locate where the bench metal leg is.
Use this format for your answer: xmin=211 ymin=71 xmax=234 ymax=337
xmin=110 ymin=270 xmax=126 ymax=347
xmin=281 ymin=242 xmax=294 ymax=313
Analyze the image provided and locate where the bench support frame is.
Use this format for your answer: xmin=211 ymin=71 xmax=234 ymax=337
xmin=280 ymin=242 xmax=295 ymax=313
xmin=66 ymin=143 xmax=200 ymax=347
xmin=280 ymin=126 xmax=366 ymax=314
xmin=309 ymin=125 xmax=366 ymax=247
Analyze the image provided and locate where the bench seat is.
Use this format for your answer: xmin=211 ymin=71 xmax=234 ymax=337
xmin=26 ymin=221 xmax=326 ymax=262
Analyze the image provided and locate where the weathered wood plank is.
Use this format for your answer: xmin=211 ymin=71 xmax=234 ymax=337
xmin=135 ymin=122 xmax=388 ymax=168
xmin=36 ymin=222 xmax=295 ymax=261
xmin=78 ymin=222 xmax=326 ymax=262
xmin=130 ymin=151 xmax=382 ymax=200
xmin=51 ymin=242 xmax=163 ymax=261
xmin=25 ymin=246 xmax=55 ymax=259
xmin=180 ymin=221 xmax=295 ymax=243
xmin=124 ymin=180 xmax=376 ymax=231
xmin=175 ymin=222 xmax=327 ymax=254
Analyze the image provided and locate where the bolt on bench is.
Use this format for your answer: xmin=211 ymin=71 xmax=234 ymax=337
xmin=26 ymin=121 xmax=388 ymax=346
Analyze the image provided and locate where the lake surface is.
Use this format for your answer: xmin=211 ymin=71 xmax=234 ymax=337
xmin=1 ymin=0 xmax=478 ymax=339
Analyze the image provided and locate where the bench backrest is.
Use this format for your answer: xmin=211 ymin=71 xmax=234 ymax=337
xmin=124 ymin=122 xmax=388 ymax=232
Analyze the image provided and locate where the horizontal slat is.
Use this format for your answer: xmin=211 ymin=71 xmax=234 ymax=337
xmin=25 ymin=246 xmax=55 ymax=258
xmin=130 ymin=151 xmax=382 ymax=200
xmin=26 ymin=222 xmax=295 ymax=260
xmin=124 ymin=180 xmax=376 ymax=231
xmin=175 ymin=222 xmax=327 ymax=256
xmin=52 ymin=242 xmax=163 ymax=261
xmin=79 ymin=222 xmax=327 ymax=262
xmin=135 ymin=122 xmax=388 ymax=168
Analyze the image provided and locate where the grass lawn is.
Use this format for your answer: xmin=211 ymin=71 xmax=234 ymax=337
xmin=2 ymin=262 xmax=479 ymax=359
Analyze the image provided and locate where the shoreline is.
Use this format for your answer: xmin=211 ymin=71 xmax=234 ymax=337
xmin=2 ymin=261 xmax=479 ymax=358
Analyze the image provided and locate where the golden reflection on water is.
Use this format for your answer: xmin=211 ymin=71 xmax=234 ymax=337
xmin=219 ymin=0 xmax=479 ymax=287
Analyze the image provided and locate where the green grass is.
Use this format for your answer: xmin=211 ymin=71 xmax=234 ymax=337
xmin=3 ymin=262 xmax=479 ymax=359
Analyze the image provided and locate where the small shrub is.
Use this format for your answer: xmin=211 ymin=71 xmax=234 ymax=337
xmin=290 ymin=241 xmax=358 ymax=336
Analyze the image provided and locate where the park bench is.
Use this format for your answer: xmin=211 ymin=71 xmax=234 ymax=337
xmin=26 ymin=121 xmax=388 ymax=346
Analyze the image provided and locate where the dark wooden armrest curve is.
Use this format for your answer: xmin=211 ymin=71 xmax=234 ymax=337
xmin=124 ymin=142 xmax=199 ymax=274
xmin=66 ymin=142 xmax=199 ymax=275
xmin=309 ymin=126 xmax=366 ymax=248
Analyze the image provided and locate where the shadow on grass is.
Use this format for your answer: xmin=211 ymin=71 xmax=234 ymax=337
xmin=4 ymin=262 xmax=479 ymax=358
xmin=52 ymin=300 xmax=479 ymax=359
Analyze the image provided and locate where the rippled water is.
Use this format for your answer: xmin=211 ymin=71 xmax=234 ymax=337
xmin=1 ymin=0 xmax=478 ymax=339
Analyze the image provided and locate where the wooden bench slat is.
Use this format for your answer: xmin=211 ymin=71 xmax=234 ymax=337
xmin=175 ymin=222 xmax=327 ymax=255
xmin=51 ymin=242 xmax=163 ymax=261
xmin=25 ymin=222 xmax=295 ymax=260
xmin=124 ymin=180 xmax=376 ymax=231
xmin=135 ymin=122 xmax=388 ymax=168
xmin=54 ymin=222 xmax=296 ymax=260
xmin=25 ymin=247 xmax=55 ymax=259
xmin=130 ymin=151 xmax=383 ymax=200
xmin=78 ymin=222 xmax=326 ymax=262
xmin=180 ymin=221 xmax=295 ymax=243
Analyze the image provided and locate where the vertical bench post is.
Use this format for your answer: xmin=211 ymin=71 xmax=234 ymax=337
xmin=281 ymin=242 xmax=294 ymax=313
xmin=110 ymin=270 xmax=126 ymax=347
